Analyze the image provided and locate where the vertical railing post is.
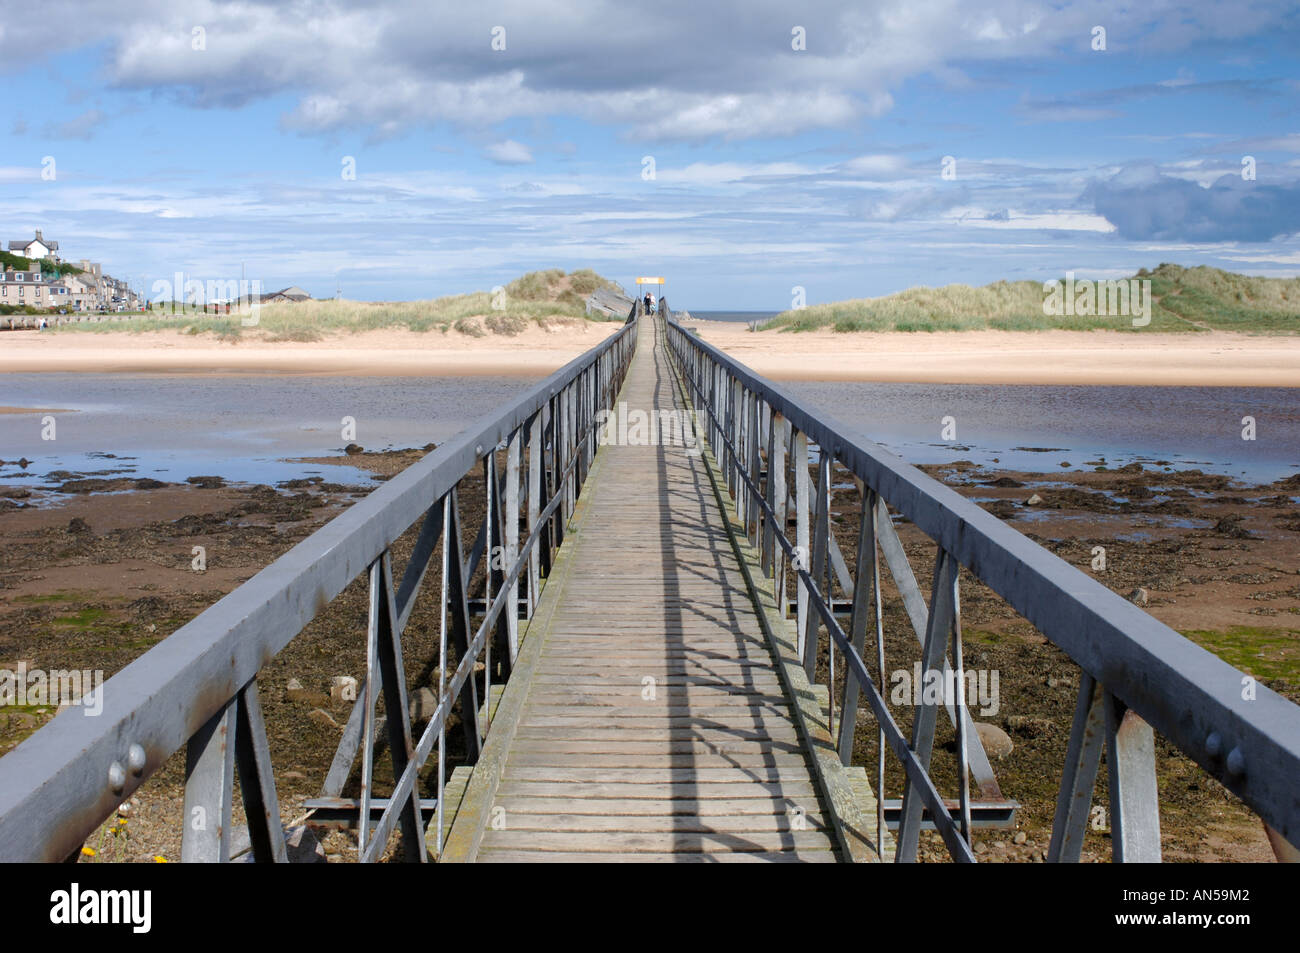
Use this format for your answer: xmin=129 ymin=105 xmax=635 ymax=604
xmin=896 ymin=548 xmax=957 ymax=862
xmin=747 ymin=392 xmax=761 ymax=546
xmin=793 ymin=429 xmax=810 ymax=652
xmin=1048 ymin=672 xmax=1105 ymax=862
xmin=839 ymin=481 xmax=875 ymax=764
xmin=181 ymin=698 xmax=237 ymax=863
xmin=736 ymin=386 xmax=748 ymax=524
xmin=802 ymin=451 xmax=830 ymax=682
xmin=1105 ymin=694 xmax=1163 ymax=862
xmin=233 ymin=679 xmax=288 ymax=863
xmin=505 ymin=427 xmax=521 ymax=663
xmin=526 ymin=413 xmax=542 ymax=616
xmin=560 ymin=387 xmax=572 ymax=522
xmin=547 ymin=397 xmax=562 ymax=553
xmin=770 ymin=414 xmax=788 ymax=614
xmin=950 ymin=562 xmax=972 ymax=845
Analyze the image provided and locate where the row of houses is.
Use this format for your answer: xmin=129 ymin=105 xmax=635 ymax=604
xmin=2 ymin=230 xmax=142 ymax=313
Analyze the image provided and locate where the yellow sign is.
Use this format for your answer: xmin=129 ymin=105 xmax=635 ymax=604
xmin=635 ymin=276 xmax=664 ymax=285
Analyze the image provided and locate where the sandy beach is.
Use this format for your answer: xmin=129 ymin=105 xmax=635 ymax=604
xmin=2 ymin=320 xmax=1296 ymax=386
xmin=684 ymin=321 xmax=1300 ymax=387
xmin=0 ymin=323 xmax=624 ymax=377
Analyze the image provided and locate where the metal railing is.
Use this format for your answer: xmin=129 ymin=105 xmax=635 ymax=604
xmin=0 ymin=316 xmax=638 ymax=862
xmin=664 ymin=310 xmax=1300 ymax=863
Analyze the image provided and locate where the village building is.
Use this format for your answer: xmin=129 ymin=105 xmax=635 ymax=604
xmin=0 ymin=263 xmax=72 ymax=309
xmin=7 ymin=229 xmax=60 ymax=262
xmin=259 ymin=285 xmax=312 ymax=304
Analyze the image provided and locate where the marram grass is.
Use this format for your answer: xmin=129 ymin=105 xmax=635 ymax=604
xmin=51 ymin=269 xmax=623 ymax=338
xmin=762 ymin=264 xmax=1300 ymax=334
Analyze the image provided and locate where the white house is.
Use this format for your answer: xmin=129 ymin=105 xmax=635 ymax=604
xmin=7 ymin=229 xmax=59 ymax=261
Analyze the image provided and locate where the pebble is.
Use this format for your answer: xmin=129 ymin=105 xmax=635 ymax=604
xmin=408 ymin=686 xmax=438 ymax=722
xmin=307 ymin=708 xmax=341 ymax=729
xmin=974 ymin=721 xmax=1014 ymax=758
xmin=1013 ymin=831 xmax=1027 ymax=845
xmin=330 ymin=675 xmax=358 ymax=704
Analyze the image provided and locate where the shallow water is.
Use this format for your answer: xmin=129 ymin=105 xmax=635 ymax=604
xmin=0 ymin=374 xmax=536 ymax=488
xmin=784 ymin=381 xmax=1300 ymax=484
xmin=0 ymin=374 xmax=1295 ymax=489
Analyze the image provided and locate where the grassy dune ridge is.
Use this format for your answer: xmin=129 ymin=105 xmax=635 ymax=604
xmin=51 ymin=268 xmax=623 ymax=340
xmin=764 ymin=264 xmax=1300 ymax=333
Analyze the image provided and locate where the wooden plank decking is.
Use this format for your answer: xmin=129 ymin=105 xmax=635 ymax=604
xmin=442 ymin=317 xmax=872 ymax=862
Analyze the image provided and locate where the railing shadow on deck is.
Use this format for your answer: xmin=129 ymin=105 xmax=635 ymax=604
xmin=662 ymin=305 xmax=1300 ymax=864
xmin=0 ymin=316 xmax=638 ymax=863
xmin=647 ymin=318 xmax=811 ymax=858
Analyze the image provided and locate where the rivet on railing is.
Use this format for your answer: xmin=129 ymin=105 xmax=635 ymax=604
xmin=127 ymin=743 xmax=146 ymax=775
xmin=1205 ymin=732 xmax=1222 ymax=758
xmin=1226 ymin=747 xmax=1246 ymax=777
xmin=107 ymin=761 xmax=126 ymax=794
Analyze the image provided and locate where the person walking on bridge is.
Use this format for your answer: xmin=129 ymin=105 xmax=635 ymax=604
xmin=644 ymin=292 xmax=653 ymax=315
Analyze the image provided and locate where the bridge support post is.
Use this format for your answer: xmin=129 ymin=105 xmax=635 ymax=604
xmin=896 ymin=548 xmax=958 ymax=862
xmin=1105 ymin=694 xmax=1162 ymax=862
xmin=233 ymin=679 xmax=288 ymax=863
xmin=1048 ymin=673 xmax=1105 ymax=862
xmin=445 ymin=490 xmax=483 ymax=763
xmin=181 ymin=697 xmax=237 ymax=862
xmin=359 ymin=554 xmax=426 ymax=862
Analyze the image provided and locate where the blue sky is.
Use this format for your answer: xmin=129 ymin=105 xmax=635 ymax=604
xmin=1 ymin=1 xmax=1298 ymax=309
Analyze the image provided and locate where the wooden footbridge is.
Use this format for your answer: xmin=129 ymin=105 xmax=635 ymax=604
xmin=439 ymin=316 xmax=877 ymax=862
xmin=2 ymin=304 xmax=1297 ymax=864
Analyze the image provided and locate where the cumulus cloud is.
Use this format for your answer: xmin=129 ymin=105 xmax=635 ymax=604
xmin=485 ymin=139 xmax=533 ymax=164
xmin=1084 ymin=166 xmax=1300 ymax=242
xmin=0 ymin=0 xmax=1287 ymax=142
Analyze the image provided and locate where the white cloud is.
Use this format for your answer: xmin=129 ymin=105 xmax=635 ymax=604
xmin=485 ymin=140 xmax=534 ymax=165
xmin=1221 ymin=251 xmax=1300 ymax=264
xmin=945 ymin=208 xmax=1118 ymax=232
xmin=657 ymin=161 xmax=814 ymax=186
xmin=1 ymin=1 xmax=1283 ymax=142
xmin=0 ymin=166 xmax=38 ymax=182
xmin=840 ymin=154 xmax=909 ymax=177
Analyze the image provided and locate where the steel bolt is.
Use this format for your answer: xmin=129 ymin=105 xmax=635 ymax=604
xmin=108 ymin=761 xmax=126 ymax=794
xmin=127 ymin=743 xmax=146 ymax=775
xmin=1205 ymin=732 xmax=1222 ymax=758
xmin=1226 ymin=747 xmax=1246 ymax=777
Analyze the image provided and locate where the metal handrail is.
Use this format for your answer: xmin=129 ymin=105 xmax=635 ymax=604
xmin=0 ymin=315 xmax=638 ymax=862
xmin=664 ymin=309 xmax=1300 ymax=862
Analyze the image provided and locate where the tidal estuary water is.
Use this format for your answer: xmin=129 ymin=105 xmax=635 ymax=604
xmin=0 ymin=374 xmax=1296 ymax=490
